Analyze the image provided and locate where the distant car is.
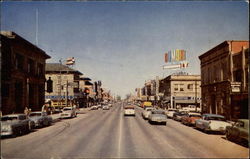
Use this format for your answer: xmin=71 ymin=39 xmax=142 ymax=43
xmin=124 ymin=105 xmax=135 ymax=116
xmin=142 ymin=107 xmax=154 ymax=119
xmin=60 ymin=107 xmax=77 ymax=118
xmin=97 ymin=104 xmax=102 ymax=109
xmin=29 ymin=111 xmax=52 ymax=128
xmin=148 ymin=110 xmax=167 ymax=125
xmin=173 ymin=111 xmax=187 ymax=121
xmin=226 ymin=119 xmax=249 ymax=143
xmin=181 ymin=112 xmax=201 ymax=126
xmin=165 ymin=109 xmax=177 ymax=118
xmin=108 ymin=103 xmax=112 ymax=107
xmin=102 ymin=105 xmax=110 ymax=110
xmin=1 ymin=114 xmax=34 ymax=137
xmin=195 ymin=114 xmax=231 ymax=134
xmin=90 ymin=105 xmax=98 ymax=110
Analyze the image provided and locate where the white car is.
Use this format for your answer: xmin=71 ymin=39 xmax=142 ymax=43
xmin=148 ymin=110 xmax=167 ymax=125
xmin=195 ymin=114 xmax=232 ymax=134
xmin=142 ymin=107 xmax=154 ymax=119
xmin=124 ymin=106 xmax=135 ymax=116
xmin=60 ymin=107 xmax=77 ymax=118
xmin=165 ymin=109 xmax=177 ymax=118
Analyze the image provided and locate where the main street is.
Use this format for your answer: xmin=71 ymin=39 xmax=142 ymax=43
xmin=1 ymin=103 xmax=248 ymax=158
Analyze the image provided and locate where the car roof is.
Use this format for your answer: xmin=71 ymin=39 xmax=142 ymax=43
xmin=2 ymin=114 xmax=26 ymax=117
xmin=188 ymin=112 xmax=201 ymax=115
xmin=30 ymin=111 xmax=42 ymax=113
xmin=203 ymin=114 xmax=225 ymax=118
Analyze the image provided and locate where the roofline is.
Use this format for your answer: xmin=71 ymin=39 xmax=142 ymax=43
xmin=1 ymin=31 xmax=51 ymax=59
xmin=198 ymin=40 xmax=249 ymax=59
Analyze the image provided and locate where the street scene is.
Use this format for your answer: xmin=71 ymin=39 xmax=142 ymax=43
xmin=1 ymin=1 xmax=249 ymax=159
xmin=1 ymin=103 xmax=248 ymax=158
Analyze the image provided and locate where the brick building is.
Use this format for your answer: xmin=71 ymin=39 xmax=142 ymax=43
xmin=1 ymin=31 xmax=50 ymax=115
xmin=199 ymin=41 xmax=249 ymax=120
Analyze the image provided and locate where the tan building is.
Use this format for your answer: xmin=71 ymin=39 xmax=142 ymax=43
xmin=45 ymin=63 xmax=83 ymax=107
xmin=1 ymin=31 xmax=50 ymax=115
xmin=199 ymin=41 xmax=249 ymax=120
xmin=159 ymin=74 xmax=201 ymax=109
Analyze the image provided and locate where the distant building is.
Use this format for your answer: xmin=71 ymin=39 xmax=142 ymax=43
xmin=45 ymin=63 xmax=82 ymax=107
xmin=1 ymin=31 xmax=50 ymax=115
xmin=79 ymin=77 xmax=94 ymax=107
xmin=159 ymin=74 xmax=201 ymax=109
xmin=199 ymin=41 xmax=249 ymax=120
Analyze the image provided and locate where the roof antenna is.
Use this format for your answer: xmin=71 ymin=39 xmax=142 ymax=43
xmin=36 ymin=8 xmax=38 ymax=46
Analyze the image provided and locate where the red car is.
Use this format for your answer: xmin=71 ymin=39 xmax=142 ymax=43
xmin=181 ymin=112 xmax=201 ymax=126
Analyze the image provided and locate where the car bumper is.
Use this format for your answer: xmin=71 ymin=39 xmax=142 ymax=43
xmin=60 ymin=114 xmax=72 ymax=118
xmin=1 ymin=131 xmax=13 ymax=136
xmin=151 ymin=119 xmax=167 ymax=123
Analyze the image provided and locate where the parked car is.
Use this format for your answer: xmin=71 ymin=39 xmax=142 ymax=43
xmin=108 ymin=103 xmax=112 ymax=107
xmin=97 ymin=104 xmax=102 ymax=109
xmin=226 ymin=119 xmax=249 ymax=143
xmin=148 ymin=110 xmax=167 ymax=125
xmin=102 ymin=105 xmax=110 ymax=110
xmin=124 ymin=105 xmax=135 ymax=116
xmin=165 ymin=109 xmax=177 ymax=118
xmin=90 ymin=105 xmax=98 ymax=110
xmin=195 ymin=114 xmax=231 ymax=134
xmin=142 ymin=107 xmax=154 ymax=119
xmin=1 ymin=114 xmax=35 ymax=137
xmin=29 ymin=111 xmax=52 ymax=128
xmin=173 ymin=111 xmax=187 ymax=121
xmin=181 ymin=112 xmax=201 ymax=126
xmin=60 ymin=107 xmax=77 ymax=118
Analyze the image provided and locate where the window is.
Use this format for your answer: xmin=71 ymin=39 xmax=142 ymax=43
xmin=1 ymin=83 xmax=9 ymax=97
xmin=233 ymin=70 xmax=242 ymax=82
xmin=15 ymin=53 xmax=24 ymax=70
xmin=37 ymin=63 xmax=44 ymax=76
xmin=28 ymin=59 xmax=35 ymax=74
xmin=180 ymin=84 xmax=184 ymax=91
xmin=174 ymin=84 xmax=178 ymax=91
xmin=187 ymin=84 xmax=193 ymax=91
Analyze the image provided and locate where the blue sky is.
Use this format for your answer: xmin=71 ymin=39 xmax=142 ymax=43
xmin=1 ymin=1 xmax=249 ymax=98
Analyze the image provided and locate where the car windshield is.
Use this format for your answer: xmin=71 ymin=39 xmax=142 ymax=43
xmin=125 ymin=106 xmax=134 ymax=109
xmin=208 ymin=116 xmax=226 ymax=121
xmin=29 ymin=113 xmax=42 ymax=117
xmin=63 ymin=108 xmax=72 ymax=111
xmin=152 ymin=111 xmax=165 ymax=115
xmin=1 ymin=116 xmax=18 ymax=121
xmin=190 ymin=114 xmax=201 ymax=117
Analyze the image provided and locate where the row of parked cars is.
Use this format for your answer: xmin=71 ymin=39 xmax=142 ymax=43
xmin=166 ymin=109 xmax=249 ymax=145
xmin=1 ymin=112 xmax=53 ymax=138
xmin=1 ymin=106 xmax=80 ymax=138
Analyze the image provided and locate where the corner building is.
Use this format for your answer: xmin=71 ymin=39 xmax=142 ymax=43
xmin=199 ymin=41 xmax=249 ymax=120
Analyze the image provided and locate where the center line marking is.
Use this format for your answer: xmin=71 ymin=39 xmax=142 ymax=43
xmin=118 ymin=103 xmax=123 ymax=158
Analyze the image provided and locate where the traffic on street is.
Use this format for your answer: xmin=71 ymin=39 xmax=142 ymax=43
xmin=1 ymin=102 xmax=248 ymax=158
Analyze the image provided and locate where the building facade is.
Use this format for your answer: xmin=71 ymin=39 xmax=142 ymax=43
xmin=159 ymin=74 xmax=201 ymax=109
xmin=1 ymin=31 xmax=50 ymax=115
xmin=45 ymin=63 xmax=83 ymax=107
xmin=199 ymin=41 xmax=249 ymax=120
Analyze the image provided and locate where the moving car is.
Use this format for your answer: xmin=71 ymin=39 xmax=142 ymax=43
xmin=165 ymin=109 xmax=177 ymax=118
xmin=148 ymin=110 xmax=167 ymax=125
xmin=60 ymin=107 xmax=77 ymax=118
xmin=181 ymin=112 xmax=201 ymax=126
xmin=124 ymin=105 xmax=135 ymax=116
xmin=142 ymin=107 xmax=154 ymax=119
xmin=141 ymin=101 xmax=152 ymax=109
xmin=226 ymin=119 xmax=249 ymax=143
xmin=29 ymin=111 xmax=53 ymax=128
xmin=195 ymin=114 xmax=231 ymax=134
xmin=102 ymin=105 xmax=110 ymax=110
xmin=90 ymin=105 xmax=98 ymax=110
xmin=173 ymin=111 xmax=187 ymax=121
xmin=1 ymin=114 xmax=34 ymax=137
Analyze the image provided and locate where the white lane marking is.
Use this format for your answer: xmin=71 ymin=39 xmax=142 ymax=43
xmin=117 ymin=103 xmax=123 ymax=157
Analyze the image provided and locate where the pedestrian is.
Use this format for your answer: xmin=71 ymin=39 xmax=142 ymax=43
xmin=24 ymin=107 xmax=29 ymax=115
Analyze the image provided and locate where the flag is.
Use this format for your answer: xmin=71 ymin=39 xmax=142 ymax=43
xmin=66 ymin=57 xmax=75 ymax=65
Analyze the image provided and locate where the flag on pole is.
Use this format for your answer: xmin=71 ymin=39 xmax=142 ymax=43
xmin=66 ymin=57 xmax=75 ymax=65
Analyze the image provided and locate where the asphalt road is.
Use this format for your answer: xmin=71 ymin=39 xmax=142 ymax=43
xmin=1 ymin=102 xmax=249 ymax=158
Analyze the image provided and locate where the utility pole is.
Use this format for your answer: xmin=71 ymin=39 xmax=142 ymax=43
xmin=195 ymin=80 xmax=197 ymax=112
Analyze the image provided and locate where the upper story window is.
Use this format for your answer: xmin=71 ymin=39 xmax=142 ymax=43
xmin=187 ymin=84 xmax=193 ymax=91
xmin=15 ymin=53 xmax=24 ymax=70
xmin=37 ymin=63 xmax=44 ymax=76
xmin=28 ymin=59 xmax=35 ymax=74
xmin=179 ymin=84 xmax=184 ymax=91
xmin=174 ymin=84 xmax=178 ymax=91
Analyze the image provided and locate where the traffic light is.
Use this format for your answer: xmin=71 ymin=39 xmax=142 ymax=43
xmin=47 ymin=77 xmax=53 ymax=93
